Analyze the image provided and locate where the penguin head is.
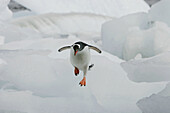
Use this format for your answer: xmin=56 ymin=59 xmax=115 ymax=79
xmin=72 ymin=41 xmax=87 ymax=56
xmin=73 ymin=44 xmax=80 ymax=55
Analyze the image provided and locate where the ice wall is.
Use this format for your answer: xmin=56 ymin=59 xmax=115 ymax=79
xmin=144 ymin=0 xmax=161 ymax=6
xmin=102 ymin=0 xmax=170 ymax=60
xmin=123 ymin=22 xmax=170 ymax=60
xmin=102 ymin=13 xmax=150 ymax=59
xmin=14 ymin=0 xmax=150 ymax=17
xmin=121 ymin=52 xmax=170 ymax=82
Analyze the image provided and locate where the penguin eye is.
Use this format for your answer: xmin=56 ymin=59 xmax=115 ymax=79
xmin=76 ymin=44 xmax=80 ymax=49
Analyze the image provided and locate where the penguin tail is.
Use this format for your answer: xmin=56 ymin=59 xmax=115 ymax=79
xmin=88 ymin=64 xmax=94 ymax=70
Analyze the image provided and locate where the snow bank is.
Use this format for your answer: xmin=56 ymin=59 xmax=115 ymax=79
xmin=102 ymin=13 xmax=170 ymax=60
xmin=11 ymin=13 xmax=112 ymax=38
xmin=14 ymin=0 xmax=150 ymax=17
xmin=102 ymin=0 xmax=170 ymax=60
xmin=102 ymin=12 xmax=150 ymax=59
xmin=123 ymin=22 xmax=170 ymax=60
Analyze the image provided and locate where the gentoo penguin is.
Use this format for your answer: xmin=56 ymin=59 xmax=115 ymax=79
xmin=58 ymin=41 xmax=101 ymax=86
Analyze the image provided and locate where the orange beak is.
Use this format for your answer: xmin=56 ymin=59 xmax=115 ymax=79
xmin=74 ymin=50 xmax=78 ymax=56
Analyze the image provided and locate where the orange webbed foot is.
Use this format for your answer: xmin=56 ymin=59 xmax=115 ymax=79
xmin=74 ymin=67 xmax=79 ymax=76
xmin=79 ymin=77 xmax=86 ymax=86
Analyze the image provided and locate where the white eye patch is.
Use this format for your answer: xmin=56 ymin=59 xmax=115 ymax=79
xmin=73 ymin=44 xmax=80 ymax=48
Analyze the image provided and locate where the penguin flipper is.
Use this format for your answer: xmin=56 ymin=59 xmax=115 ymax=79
xmin=58 ymin=46 xmax=71 ymax=52
xmin=88 ymin=45 xmax=102 ymax=53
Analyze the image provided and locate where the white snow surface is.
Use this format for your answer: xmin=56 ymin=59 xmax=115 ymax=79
xmin=14 ymin=0 xmax=150 ymax=17
xmin=137 ymin=82 xmax=170 ymax=113
xmin=0 ymin=0 xmax=12 ymax=22
xmin=0 ymin=38 xmax=165 ymax=113
xmin=149 ymin=0 xmax=170 ymax=26
xmin=137 ymin=94 xmax=170 ymax=113
xmin=121 ymin=52 xmax=170 ymax=82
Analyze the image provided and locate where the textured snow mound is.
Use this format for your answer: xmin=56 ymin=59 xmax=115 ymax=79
xmin=0 ymin=23 xmax=42 ymax=43
xmin=11 ymin=13 xmax=112 ymax=37
xmin=1 ymin=13 xmax=111 ymax=43
xmin=14 ymin=0 xmax=150 ymax=17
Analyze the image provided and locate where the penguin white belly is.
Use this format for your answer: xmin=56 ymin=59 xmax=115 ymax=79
xmin=70 ymin=47 xmax=91 ymax=70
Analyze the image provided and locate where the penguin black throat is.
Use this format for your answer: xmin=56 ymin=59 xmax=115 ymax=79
xmin=73 ymin=45 xmax=79 ymax=56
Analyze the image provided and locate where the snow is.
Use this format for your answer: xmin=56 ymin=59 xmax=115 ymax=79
xmin=0 ymin=0 xmax=12 ymax=22
xmin=137 ymin=94 xmax=170 ymax=113
xmin=121 ymin=52 xmax=170 ymax=82
xmin=11 ymin=13 xmax=112 ymax=38
xmin=0 ymin=44 xmax=165 ymax=113
xmin=0 ymin=31 xmax=166 ymax=113
xmin=149 ymin=0 xmax=170 ymax=26
xmin=102 ymin=12 xmax=150 ymax=59
xmin=123 ymin=22 xmax=170 ymax=60
xmin=0 ymin=23 xmax=42 ymax=43
xmin=102 ymin=11 xmax=170 ymax=60
xmin=137 ymin=82 xmax=170 ymax=113
xmin=14 ymin=0 xmax=150 ymax=17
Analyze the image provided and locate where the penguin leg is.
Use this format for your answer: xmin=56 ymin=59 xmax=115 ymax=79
xmin=74 ymin=67 xmax=79 ymax=76
xmin=79 ymin=67 xmax=87 ymax=86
